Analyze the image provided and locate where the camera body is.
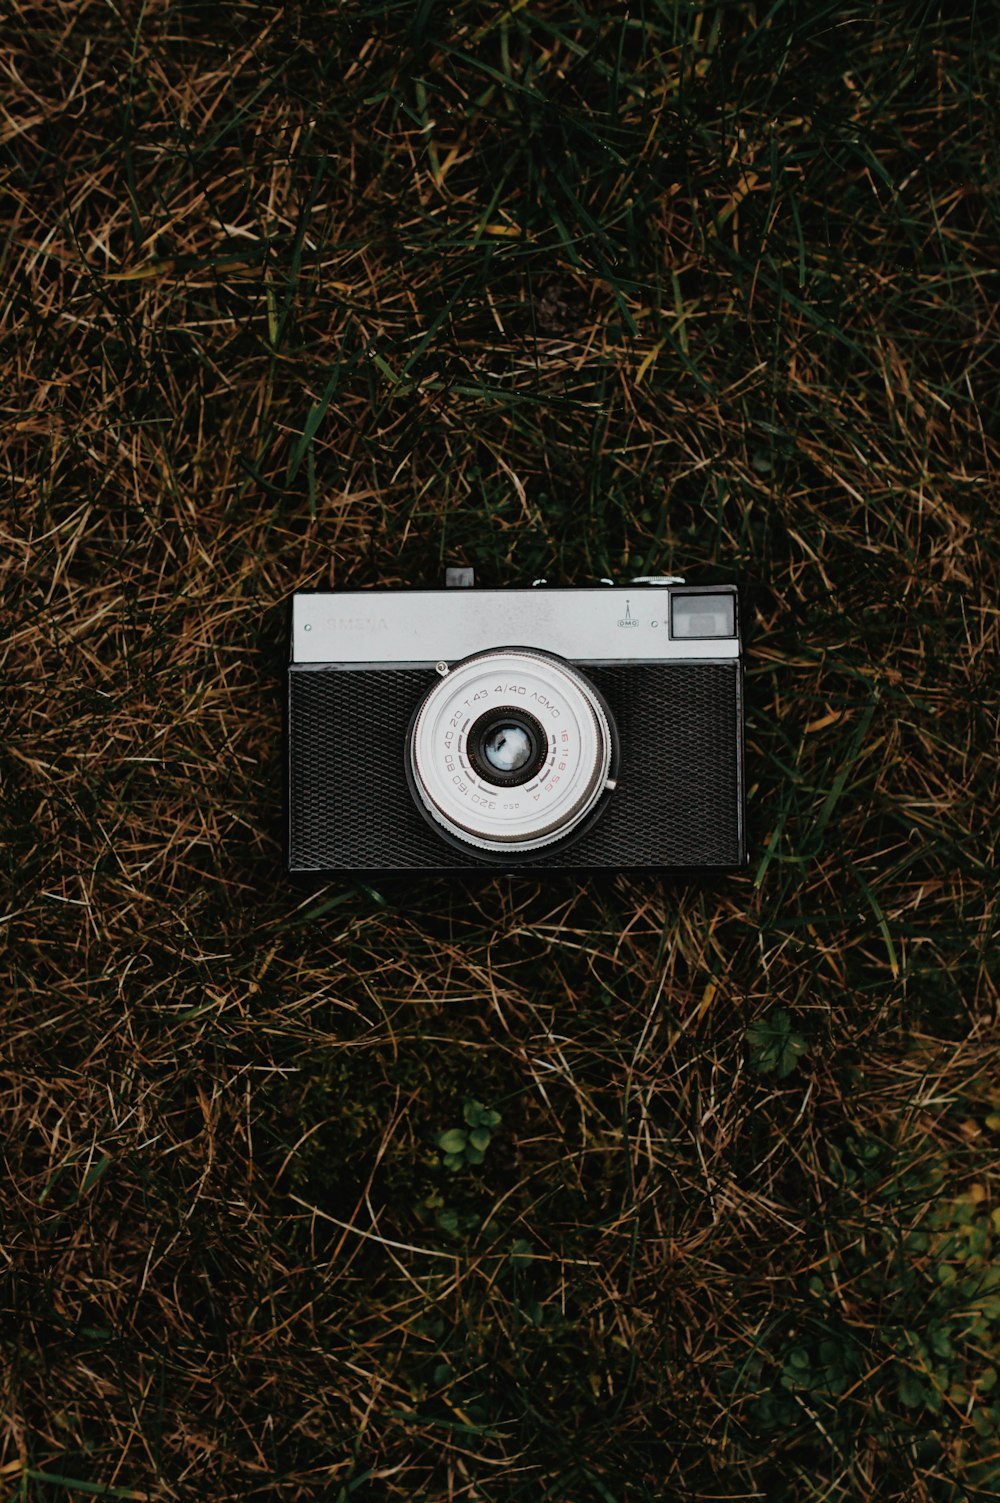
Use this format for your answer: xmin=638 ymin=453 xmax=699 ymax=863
xmin=286 ymin=579 xmax=746 ymax=875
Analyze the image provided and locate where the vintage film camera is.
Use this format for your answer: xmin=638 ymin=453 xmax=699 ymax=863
xmin=286 ymin=572 xmax=746 ymax=875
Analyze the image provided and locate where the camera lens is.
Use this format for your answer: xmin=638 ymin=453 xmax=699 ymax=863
xmin=467 ymin=707 xmax=547 ymax=788
xmin=484 ymin=724 xmax=531 ymax=773
xmin=407 ymin=648 xmax=619 ymax=854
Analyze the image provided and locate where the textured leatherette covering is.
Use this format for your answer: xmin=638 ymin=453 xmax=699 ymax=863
xmin=287 ymin=663 xmax=744 ymax=872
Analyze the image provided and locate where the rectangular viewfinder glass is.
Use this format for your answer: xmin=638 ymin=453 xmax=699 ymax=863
xmin=671 ymin=592 xmax=735 ymax=639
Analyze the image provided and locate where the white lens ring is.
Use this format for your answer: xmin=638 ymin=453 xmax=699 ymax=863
xmin=408 ymin=649 xmax=617 ymax=853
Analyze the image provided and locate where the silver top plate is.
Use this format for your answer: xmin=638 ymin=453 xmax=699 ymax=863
xmin=292 ymin=588 xmax=740 ymax=664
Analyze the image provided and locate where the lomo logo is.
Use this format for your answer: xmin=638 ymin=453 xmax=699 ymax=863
xmin=617 ymin=600 xmax=638 ymax=628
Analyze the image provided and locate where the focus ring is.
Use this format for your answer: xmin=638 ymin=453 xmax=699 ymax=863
xmin=407 ymin=647 xmax=617 ymax=854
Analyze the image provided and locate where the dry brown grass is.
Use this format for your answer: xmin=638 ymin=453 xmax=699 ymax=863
xmin=2 ymin=1 xmax=999 ymax=1500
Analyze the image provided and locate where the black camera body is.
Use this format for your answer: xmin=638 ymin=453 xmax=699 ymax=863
xmin=286 ymin=579 xmax=746 ymax=875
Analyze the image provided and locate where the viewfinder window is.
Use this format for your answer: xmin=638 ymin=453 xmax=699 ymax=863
xmin=671 ymin=592 xmax=735 ymax=639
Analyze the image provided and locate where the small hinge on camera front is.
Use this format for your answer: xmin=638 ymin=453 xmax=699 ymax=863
xmin=445 ymin=567 xmax=475 ymax=588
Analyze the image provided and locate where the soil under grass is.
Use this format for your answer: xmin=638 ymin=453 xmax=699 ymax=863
xmin=2 ymin=2 xmax=998 ymax=1500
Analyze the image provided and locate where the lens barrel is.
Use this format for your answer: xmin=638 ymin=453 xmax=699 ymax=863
xmin=407 ymin=648 xmax=618 ymax=853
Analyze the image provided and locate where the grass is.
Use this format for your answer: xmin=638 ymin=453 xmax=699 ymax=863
xmin=1 ymin=0 xmax=998 ymax=1498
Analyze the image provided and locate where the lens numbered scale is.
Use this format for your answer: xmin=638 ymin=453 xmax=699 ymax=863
xmin=407 ymin=650 xmax=619 ymax=853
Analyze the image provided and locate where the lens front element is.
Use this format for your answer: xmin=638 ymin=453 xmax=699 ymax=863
xmin=483 ymin=721 xmax=533 ymax=775
xmin=467 ymin=706 xmax=547 ymax=789
xmin=408 ymin=650 xmax=617 ymax=853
